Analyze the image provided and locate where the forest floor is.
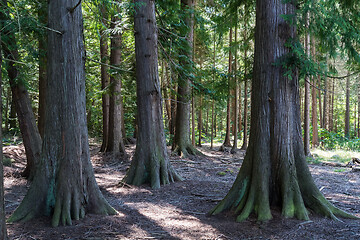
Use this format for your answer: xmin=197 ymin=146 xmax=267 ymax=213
xmin=3 ymin=141 xmax=360 ymax=240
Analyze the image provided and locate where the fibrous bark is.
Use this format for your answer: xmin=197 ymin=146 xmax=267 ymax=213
xmin=106 ymin=9 xmax=125 ymax=154
xmin=209 ymin=0 xmax=356 ymax=222
xmin=37 ymin=0 xmax=47 ymax=138
xmin=8 ymin=0 xmax=116 ymax=226
xmin=99 ymin=4 xmax=110 ymax=152
xmin=123 ymin=0 xmax=182 ymax=189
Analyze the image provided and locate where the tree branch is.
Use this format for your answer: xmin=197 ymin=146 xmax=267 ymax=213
xmin=68 ymin=0 xmax=81 ymax=13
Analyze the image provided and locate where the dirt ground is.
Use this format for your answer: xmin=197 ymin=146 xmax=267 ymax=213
xmin=3 ymin=143 xmax=360 ymax=240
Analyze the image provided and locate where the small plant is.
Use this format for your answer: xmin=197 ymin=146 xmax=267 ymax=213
xmin=334 ymin=168 xmax=347 ymax=173
xmin=217 ymin=171 xmax=226 ymax=176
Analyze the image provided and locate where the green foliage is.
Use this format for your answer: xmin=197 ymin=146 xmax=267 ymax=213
xmin=319 ymin=128 xmax=360 ymax=151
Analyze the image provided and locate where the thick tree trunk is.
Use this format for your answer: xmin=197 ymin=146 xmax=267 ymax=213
xmin=37 ymin=0 xmax=47 ymax=138
xmin=106 ymin=13 xmax=125 ymax=153
xmin=173 ymin=0 xmax=200 ymax=156
xmin=99 ymin=5 xmax=110 ymax=152
xmin=8 ymin=0 xmax=115 ymax=226
xmin=222 ymin=28 xmax=233 ymax=148
xmin=0 ymin=1 xmax=41 ymax=180
xmin=209 ymin=0 xmax=355 ymax=222
xmin=124 ymin=0 xmax=181 ymax=189
xmin=0 ymin=36 xmax=8 ymax=240
xmin=345 ymin=73 xmax=350 ymax=138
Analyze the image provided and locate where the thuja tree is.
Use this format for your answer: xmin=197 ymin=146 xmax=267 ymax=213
xmin=123 ymin=0 xmax=182 ymax=189
xmin=209 ymin=0 xmax=356 ymax=221
xmin=9 ymin=0 xmax=116 ymax=226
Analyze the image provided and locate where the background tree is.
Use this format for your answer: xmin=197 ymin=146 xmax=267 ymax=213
xmin=209 ymin=0 xmax=356 ymax=222
xmin=0 ymin=32 xmax=7 ymax=240
xmin=173 ymin=0 xmax=199 ymax=156
xmin=106 ymin=2 xmax=126 ymax=153
xmin=8 ymin=0 xmax=116 ymax=226
xmin=123 ymin=0 xmax=182 ymax=189
xmin=0 ymin=0 xmax=41 ymax=180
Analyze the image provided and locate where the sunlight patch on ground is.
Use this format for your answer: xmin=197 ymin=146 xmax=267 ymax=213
xmin=127 ymin=202 xmax=222 ymax=239
xmin=311 ymin=149 xmax=360 ymax=163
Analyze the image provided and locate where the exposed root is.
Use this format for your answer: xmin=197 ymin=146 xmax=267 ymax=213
xmin=173 ymin=144 xmax=203 ymax=158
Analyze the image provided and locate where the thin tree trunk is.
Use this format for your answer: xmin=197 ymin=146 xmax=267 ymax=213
xmin=241 ymin=19 xmax=249 ymax=150
xmin=9 ymin=0 xmax=116 ymax=226
xmin=106 ymin=12 xmax=125 ymax=153
xmin=330 ymin=79 xmax=335 ymax=132
xmin=345 ymin=72 xmax=350 ymax=138
xmin=197 ymin=90 xmax=202 ymax=147
xmin=358 ymin=80 xmax=360 ymax=138
xmin=124 ymin=0 xmax=181 ymax=188
xmin=231 ymin=25 xmax=238 ymax=153
xmin=303 ymin=20 xmax=311 ymax=156
xmin=0 ymin=1 xmax=42 ymax=180
xmin=318 ymin=76 xmax=322 ymax=128
xmin=99 ymin=5 xmax=110 ymax=152
xmin=222 ymin=27 xmax=233 ymax=148
xmin=322 ymin=75 xmax=328 ymax=130
xmin=311 ymin=37 xmax=318 ymax=147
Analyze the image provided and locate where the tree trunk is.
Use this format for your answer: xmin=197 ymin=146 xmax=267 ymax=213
xmin=231 ymin=25 xmax=238 ymax=153
xmin=322 ymin=75 xmax=328 ymax=129
xmin=330 ymin=79 xmax=335 ymax=132
xmin=241 ymin=79 xmax=248 ymax=150
xmin=0 ymin=0 xmax=42 ymax=180
xmin=173 ymin=0 xmax=200 ymax=156
xmin=311 ymin=37 xmax=318 ymax=147
xmin=0 ymin=34 xmax=8 ymax=240
xmin=222 ymin=28 xmax=233 ymax=148
xmin=209 ymin=0 xmax=355 ymax=222
xmin=8 ymin=0 xmax=116 ymax=226
xmin=345 ymin=73 xmax=350 ymax=138
xmin=303 ymin=18 xmax=311 ymax=156
xmin=106 ymin=11 xmax=125 ymax=153
xmin=318 ymin=76 xmax=322 ymax=128
xmin=37 ymin=0 xmax=47 ymax=138
xmin=99 ymin=4 xmax=110 ymax=152
xmin=123 ymin=0 xmax=182 ymax=189
xmin=241 ymin=14 xmax=249 ymax=150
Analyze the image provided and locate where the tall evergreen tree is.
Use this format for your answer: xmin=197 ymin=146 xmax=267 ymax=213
xmin=8 ymin=0 xmax=116 ymax=226
xmin=209 ymin=0 xmax=356 ymax=222
xmin=123 ymin=0 xmax=182 ymax=188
